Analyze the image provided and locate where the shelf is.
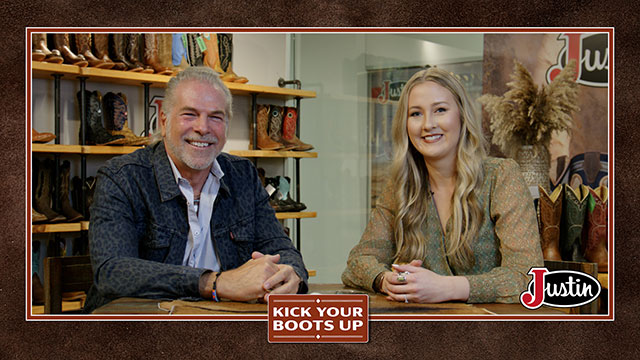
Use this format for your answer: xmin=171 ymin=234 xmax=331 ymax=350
xmin=275 ymin=212 xmax=317 ymax=220
xmin=32 ymin=144 xmax=318 ymax=159
xmin=227 ymin=150 xmax=318 ymax=158
xmin=31 ymin=62 xmax=316 ymax=100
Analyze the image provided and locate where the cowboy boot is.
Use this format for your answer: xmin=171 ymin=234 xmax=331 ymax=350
xmin=34 ymin=158 xmax=66 ymax=223
xmin=203 ymin=33 xmax=223 ymax=75
xmin=583 ymin=186 xmax=608 ymax=273
xmin=51 ymin=33 xmax=88 ymax=67
xmin=561 ymin=184 xmax=588 ymax=262
xmin=143 ymin=34 xmax=173 ymax=75
xmin=128 ymin=34 xmax=154 ymax=73
xmin=110 ymin=34 xmax=142 ymax=72
xmin=103 ymin=92 xmax=148 ymax=145
xmin=93 ymin=34 xmax=125 ymax=70
xmin=216 ymin=34 xmax=248 ymax=83
xmin=266 ymin=177 xmax=294 ymax=212
xmin=537 ymin=185 xmax=563 ymax=261
xmin=32 ymin=128 xmax=56 ymax=143
xmin=250 ymin=105 xmax=282 ymax=150
xmin=85 ymin=176 xmax=97 ymax=217
xmin=59 ymin=160 xmax=83 ymax=222
xmin=156 ymin=34 xmax=175 ymax=70
xmin=32 ymin=33 xmax=63 ymax=63
xmin=282 ymin=107 xmax=314 ymax=151
xmin=268 ymin=105 xmax=296 ymax=151
xmin=77 ymin=90 xmax=126 ymax=145
xmin=75 ymin=33 xmax=113 ymax=69
xmin=279 ymin=176 xmax=307 ymax=211
xmin=32 ymin=208 xmax=48 ymax=223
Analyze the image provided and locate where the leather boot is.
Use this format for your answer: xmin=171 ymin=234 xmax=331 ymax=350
xmin=32 ymin=33 xmax=63 ymax=63
xmin=128 ymin=34 xmax=154 ymax=74
xmin=282 ymin=107 xmax=314 ymax=151
xmin=250 ymin=105 xmax=282 ymax=150
xmin=279 ymin=176 xmax=307 ymax=211
xmin=268 ymin=105 xmax=296 ymax=151
xmin=85 ymin=176 xmax=97 ymax=217
xmin=93 ymin=34 xmax=125 ymax=70
xmin=34 ymin=158 xmax=66 ymax=223
xmin=59 ymin=160 xmax=83 ymax=222
xmin=216 ymin=34 xmax=248 ymax=83
xmin=537 ymin=185 xmax=563 ymax=261
xmin=51 ymin=33 xmax=88 ymax=67
xmin=266 ymin=177 xmax=294 ymax=212
xmin=583 ymin=186 xmax=608 ymax=273
xmin=561 ymin=184 xmax=588 ymax=262
xmin=143 ymin=34 xmax=173 ymax=75
xmin=32 ymin=128 xmax=56 ymax=143
xmin=203 ymin=33 xmax=223 ymax=75
xmin=77 ymin=90 xmax=126 ymax=145
xmin=156 ymin=34 xmax=175 ymax=69
xmin=110 ymin=34 xmax=143 ymax=72
xmin=103 ymin=92 xmax=148 ymax=145
xmin=75 ymin=33 xmax=113 ymax=69
xmin=32 ymin=208 xmax=48 ymax=223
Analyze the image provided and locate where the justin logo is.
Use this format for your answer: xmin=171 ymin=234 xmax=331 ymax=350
xmin=520 ymin=268 xmax=601 ymax=310
xmin=372 ymin=80 xmax=406 ymax=104
xmin=546 ymin=33 xmax=608 ymax=87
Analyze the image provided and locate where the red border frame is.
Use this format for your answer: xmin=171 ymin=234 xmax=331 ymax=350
xmin=26 ymin=27 xmax=614 ymax=321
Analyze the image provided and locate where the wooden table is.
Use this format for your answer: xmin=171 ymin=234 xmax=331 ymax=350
xmin=93 ymin=283 xmax=565 ymax=315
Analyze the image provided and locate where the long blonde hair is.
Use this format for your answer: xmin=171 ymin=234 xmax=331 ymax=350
xmin=391 ymin=67 xmax=487 ymax=270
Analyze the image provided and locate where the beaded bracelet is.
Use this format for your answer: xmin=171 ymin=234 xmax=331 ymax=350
xmin=211 ymin=271 xmax=222 ymax=302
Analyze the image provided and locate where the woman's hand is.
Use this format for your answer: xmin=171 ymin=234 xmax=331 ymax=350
xmin=384 ymin=260 xmax=470 ymax=303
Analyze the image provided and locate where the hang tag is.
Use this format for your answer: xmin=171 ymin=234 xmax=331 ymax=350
xmin=265 ymin=184 xmax=276 ymax=196
xmin=196 ymin=36 xmax=207 ymax=52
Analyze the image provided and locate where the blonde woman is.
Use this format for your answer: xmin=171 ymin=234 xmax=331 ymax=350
xmin=342 ymin=68 xmax=543 ymax=303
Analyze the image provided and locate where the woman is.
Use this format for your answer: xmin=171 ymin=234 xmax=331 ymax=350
xmin=342 ymin=68 xmax=543 ymax=303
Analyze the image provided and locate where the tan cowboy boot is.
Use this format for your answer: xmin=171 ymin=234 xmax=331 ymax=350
xmin=32 ymin=128 xmax=56 ymax=143
xmin=537 ymin=185 xmax=563 ymax=261
xmin=32 ymin=33 xmax=63 ymax=63
xmin=75 ymin=33 xmax=113 ymax=69
xmin=143 ymin=34 xmax=173 ymax=75
xmin=52 ymin=33 xmax=88 ymax=67
xmin=250 ymin=105 xmax=282 ymax=150
xmin=583 ymin=186 xmax=608 ymax=273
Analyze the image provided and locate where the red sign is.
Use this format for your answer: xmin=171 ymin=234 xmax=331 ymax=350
xmin=268 ymin=294 xmax=369 ymax=343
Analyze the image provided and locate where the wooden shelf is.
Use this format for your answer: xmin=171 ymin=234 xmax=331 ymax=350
xmin=227 ymin=150 xmax=317 ymax=158
xmin=31 ymin=62 xmax=316 ymax=100
xmin=275 ymin=211 xmax=316 ymax=220
xmin=32 ymin=144 xmax=318 ymax=159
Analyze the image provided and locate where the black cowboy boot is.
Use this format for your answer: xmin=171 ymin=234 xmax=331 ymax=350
xmin=93 ymin=33 xmax=126 ymax=70
xmin=59 ymin=160 xmax=83 ymax=222
xmin=77 ymin=90 xmax=126 ymax=145
xmin=103 ymin=92 xmax=148 ymax=145
xmin=216 ymin=34 xmax=248 ymax=83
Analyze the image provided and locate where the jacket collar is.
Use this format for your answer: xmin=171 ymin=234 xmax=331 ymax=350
xmin=153 ymin=141 xmax=230 ymax=202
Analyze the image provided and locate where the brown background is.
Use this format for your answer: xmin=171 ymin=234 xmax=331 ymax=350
xmin=3 ymin=1 xmax=638 ymax=358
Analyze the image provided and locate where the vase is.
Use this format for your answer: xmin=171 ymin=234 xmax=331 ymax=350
xmin=514 ymin=145 xmax=550 ymax=195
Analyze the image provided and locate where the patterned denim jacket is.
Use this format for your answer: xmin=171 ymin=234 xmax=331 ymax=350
xmin=84 ymin=141 xmax=308 ymax=312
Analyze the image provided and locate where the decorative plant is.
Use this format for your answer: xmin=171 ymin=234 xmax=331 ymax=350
xmin=479 ymin=59 xmax=580 ymax=158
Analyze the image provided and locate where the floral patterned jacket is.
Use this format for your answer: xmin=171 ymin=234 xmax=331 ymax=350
xmin=342 ymin=157 xmax=543 ymax=303
xmin=84 ymin=141 xmax=308 ymax=312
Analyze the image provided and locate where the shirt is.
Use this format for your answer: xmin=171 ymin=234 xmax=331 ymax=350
xmin=341 ymin=157 xmax=544 ymax=303
xmin=167 ymin=155 xmax=224 ymax=271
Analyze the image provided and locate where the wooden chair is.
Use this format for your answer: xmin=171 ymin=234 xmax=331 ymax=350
xmin=43 ymin=255 xmax=93 ymax=314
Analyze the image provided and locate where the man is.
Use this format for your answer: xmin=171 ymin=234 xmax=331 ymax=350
xmin=84 ymin=67 xmax=307 ymax=313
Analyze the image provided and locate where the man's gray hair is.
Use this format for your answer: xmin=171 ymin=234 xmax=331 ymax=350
xmin=151 ymin=66 xmax=233 ymax=144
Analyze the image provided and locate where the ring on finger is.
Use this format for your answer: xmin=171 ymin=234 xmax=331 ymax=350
xmin=397 ymin=271 xmax=409 ymax=282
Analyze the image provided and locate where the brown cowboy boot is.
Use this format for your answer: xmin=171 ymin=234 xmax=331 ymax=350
xmin=537 ymin=185 xmax=563 ymax=261
xmin=32 ymin=208 xmax=47 ymax=223
xmin=34 ymin=158 xmax=66 ymax=223
xmin=268 ymin=105 xmax=296 ymax=151
xmin=75 ymin=33 xmax=113 ymax=69
xmin=32 ymin=128 xmax=56 ymax=143
xmin=52 ymin=33 xmax=88 ymax=67
xmin=93 ymin=34 xmax=126 ymax=70
xmin=103 ymin=92 xmax=149 ymax=146
xmin=250 ymin=105 xmax=282 ymax=150
xmin=143 ymin=34 xmax=173 ymax=75
xmin=583 ymin=186 xmax=608 ymax=273
xmin=560 ymin=184 xmax=588 ymax=262
xmin=156 ymin=34 xmax=175 ymax=70
xmin=32 ymin=33 xmax=63 ymax=63
xmin=282 ymin=107 xmax=314 ymax=151
xmin=128 ymin=33 xmax=154 ymax=74
xmin=110 ymin=34 xmax=143 ymax=72
xmin=216 ymin=33 xmax=248 ymax=83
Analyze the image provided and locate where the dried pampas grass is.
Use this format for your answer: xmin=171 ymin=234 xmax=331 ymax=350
xmin=479 ymin=59 xmax=580 ymax=158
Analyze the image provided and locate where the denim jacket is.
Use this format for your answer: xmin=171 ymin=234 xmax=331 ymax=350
xmin=84 ymin=141 xmax=308 ymax=312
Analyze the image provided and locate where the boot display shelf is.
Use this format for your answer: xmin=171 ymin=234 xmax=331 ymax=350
xmin=31 ymin=61 xmax=318 ymax=244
